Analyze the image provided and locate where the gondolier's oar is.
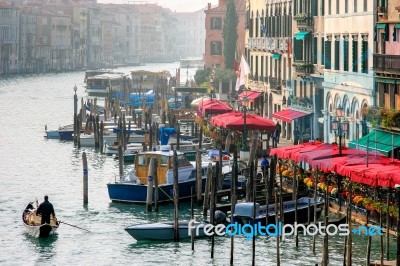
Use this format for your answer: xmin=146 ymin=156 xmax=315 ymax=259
xmin=54 ymin=219 xmax=90 ymax=232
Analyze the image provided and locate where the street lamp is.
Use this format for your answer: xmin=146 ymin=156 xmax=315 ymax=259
xmin=395 ymin=184 xmax=400 ymax=266
xmin=331 ymin=105 xmax=349 ymax=156
xmin=242 ymin=94 xmax=249 ymax=151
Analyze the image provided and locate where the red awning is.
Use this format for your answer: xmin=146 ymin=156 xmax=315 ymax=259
xmin=272 ymin=109 xmax=310 ymax=123
xmin=238 ymin=91 xmax=262 ymax=102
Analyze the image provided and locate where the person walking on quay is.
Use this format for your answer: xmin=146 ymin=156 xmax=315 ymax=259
xmin=275 ymin=122 xmax=281 ymax=144
xmin=36 ymin=195 xmax=56 ymax=225
xmin=260 ymin=155 xmax=270 ymax=180
xmin=294 ymin=126 xmax=300 ymax=145
xmin=272 ymin=129 xmax=278 ymax=148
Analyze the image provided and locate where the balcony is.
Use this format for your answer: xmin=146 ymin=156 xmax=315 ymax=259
xmin=278 ymin=37 xmax=288 ymax=51
xmin=293 ymin=61 xmax=314 ymax=76
xmin=294 ymin=13 xmax=313 ymax=31
xmin=265 ymin=38 xmax=278 ymax=51
xmin=374 ymin=54 xmax=400 ymax=75
xmin=377 ymin=6 xmax=388 ymax=19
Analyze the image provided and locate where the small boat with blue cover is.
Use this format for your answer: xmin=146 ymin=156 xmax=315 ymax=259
xmin=233 ymin=197 xmax=323 ymax=226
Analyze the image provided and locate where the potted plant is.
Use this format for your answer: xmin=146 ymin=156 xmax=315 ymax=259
xmin=293 ymin=13 xmax=309 ymax=21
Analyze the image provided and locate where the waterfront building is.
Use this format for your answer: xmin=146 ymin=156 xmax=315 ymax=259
xmin=19 ymin=7 xmax=37 ymax=72
xmin=134 ymin=4 xmax=178 ymax=63
xmin=285 ymin=0 xmax=324 ymax=142
xmin=246 ymin=0 xmax=297 ymax=141
xmin=0 ymin=3 xmax=20 ymax=74
xmin=204 ymin=0 xmax=246 ymax=69
xmin=375 ymin=1 xmax=400 ymax=118
xmin=174 ymin=9 xmax=206 ymax=60
xmin=322 ymin=0 xmax=374 ymax=144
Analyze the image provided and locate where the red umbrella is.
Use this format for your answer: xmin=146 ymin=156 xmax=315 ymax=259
xmin=199 ymin=99 xmax=232 ymax=115
xmin=212 ymin=112 xmax=275 ymax=132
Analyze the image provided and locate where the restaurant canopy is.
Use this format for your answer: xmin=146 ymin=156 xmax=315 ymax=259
xmin=348 ymin=129 xmax=400 ymax=157
xmin=198 ymin=99 xmax=232 ymax=115
xmin=269 ymin=142 xmax=400 ymax=188
xmin=210 ymin=111 xmax=275 ymax=132
xmin=272 ymin=109 xmax=311 ymax=123
xmin=238 ymin=90 xmax=262 ymax=102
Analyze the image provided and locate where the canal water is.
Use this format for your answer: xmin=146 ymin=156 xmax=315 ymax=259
xmin=0 ymin=63 xmax=396 ymax=265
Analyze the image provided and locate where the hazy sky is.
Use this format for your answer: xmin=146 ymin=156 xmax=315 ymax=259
xmin=97 ymin=0 xmax=219 ymax=12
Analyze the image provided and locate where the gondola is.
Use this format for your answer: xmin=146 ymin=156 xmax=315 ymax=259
xmin=22 ymin=202 xmax=59 ymax=238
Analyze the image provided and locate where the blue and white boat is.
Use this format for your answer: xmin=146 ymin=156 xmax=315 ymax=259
xmin=107 ymin=150 xmax=202 ymax=204
xmin=125 ymin=220 xmax=209 ymax=241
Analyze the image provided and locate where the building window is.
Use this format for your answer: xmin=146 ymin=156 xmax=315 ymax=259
xmin=313 ymin=37 xmax=318 ymax=64
xmin=210 ymin=41 xmax=222 ymax=55
xmin=321 ymin=37 xmax=325 ymax=65
xmin=352 ymin=38 xmax=358 ymax=72
xmin=354 ymin=0 xmax=357 ymax=12
xmin=344 ymin=38 xmax=349 ymax=71
xmin=328 ymin=0 xmax=332 ymax=15
xmin=336 ymin=0 xmax=339 ymax=14
xmin=294 ymin=39 xmax=303 ymax=61
xmin=361 ymin=39 xmax=368 ymax=73
xmin=211 ymin=17 xmax=222 ymax=30
xmin=363 ymin=0 xmax=367 ymax=12
xmin=325 ymin=39 xmax=331 ymax=69
xmin=345 ymin=0 xmax=348 ymax=13
xmin=334 ymin=39 xmax=340 ymax=70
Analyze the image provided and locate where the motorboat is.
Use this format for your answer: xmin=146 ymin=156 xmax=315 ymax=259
xmin=125 ymin=220 xmax=209 ymax=241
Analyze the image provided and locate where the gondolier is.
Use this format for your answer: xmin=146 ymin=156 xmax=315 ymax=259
xmin=36 ymin=195 xmax=56 ymax=225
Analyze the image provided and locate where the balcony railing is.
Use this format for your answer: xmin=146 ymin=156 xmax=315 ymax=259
xmin=293 ymin=61 xmax=314 ymax=76
xmin=374 ymin=54 xmax=400 ymax=74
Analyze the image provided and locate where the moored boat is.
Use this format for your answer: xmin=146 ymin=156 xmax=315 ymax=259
xmin=22 ymin=202 xmax=59 ymax=238
xmin=105 ymin=142 xmax=143 ymax=155
xmin=233 ymin=197 xmax=323 ymax=226
xmin=125 ymin=220 xmax=209 ymax=241
xmin=107 ymin=150 xmax=199 ymax=204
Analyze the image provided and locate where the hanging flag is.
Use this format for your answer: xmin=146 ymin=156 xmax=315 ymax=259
xmin=259 ymin=17 xmax=267 ymax=37
xmin=235 ymin=55 xmax=251 ymax=91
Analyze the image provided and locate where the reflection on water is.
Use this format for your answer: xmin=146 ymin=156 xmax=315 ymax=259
xmin=24 ymin=232 xmax=58 ymax=263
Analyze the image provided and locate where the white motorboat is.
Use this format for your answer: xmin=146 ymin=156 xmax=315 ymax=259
xmin=105 ymin=142 xmax=143 ymax=155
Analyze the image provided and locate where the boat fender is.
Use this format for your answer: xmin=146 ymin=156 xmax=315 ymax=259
xmin=129 ymin=172 xmax=141 ymax=185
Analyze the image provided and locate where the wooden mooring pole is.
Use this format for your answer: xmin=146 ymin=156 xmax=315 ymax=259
xmin=191 ymin=186 xmax=195 ymax=251
xmin=173 ymin=150 xmax=179 ymax=241
xmin=146 ymin=157 xmax=156 ymax=212
xmin=275 ymin=189 xmax=280 ymax=266
xmin=230 ymin=150 xmax=238 ymax=265
xmin=118 ymin=145 xmax=124 ymax=179
xmin=203 ymin=163 xmax=212 ymax=218
xmin=154 ymin=159 xmax=159 ymax=212
xmin=196 ymin=149 xmax=202 ymax=205
xmin=210 ymin=161 xmax=218 ymax=259
xmin=82 ymin=152 xmax=88 ymax=204
xmin=251 ymin=161 xmax=256 ymax=266
xmin=312 ymin=167 xmax=319 ymax=253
